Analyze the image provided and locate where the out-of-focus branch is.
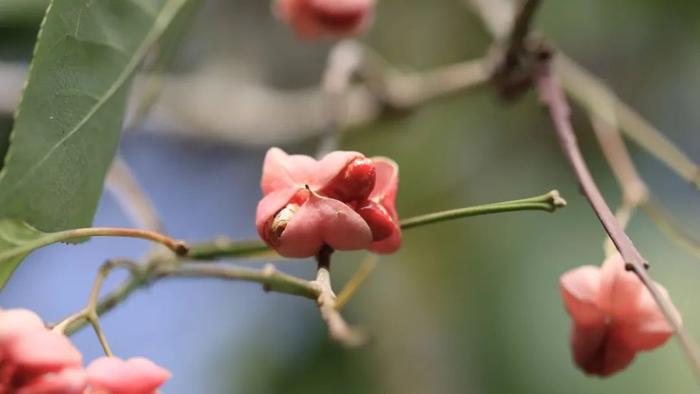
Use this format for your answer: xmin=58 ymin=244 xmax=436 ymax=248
xmin=106 ymin=156 xmax=163 ymax=232
xmin=463 ymin=0 xmax=700 ymax=191
xmin=0 ymin=57 xmax=489 ymax=146
xmin=642 ymin=200 xmax=700 ymax=259
xmin=316 ymin=40 xmax=363 ymax=157
xmin=490 ymin=0 xmax=542 ymax=98
xmin=335 ymin=254 xmax=378 ymax=310
xmin=146 ymin=56 xmax=488 ymax=145
xmin=557 ymin=57 xmax=700 ymax=190
xmin=536 ymin=56 xmax=700 ymax=380
xmin=463 ymin=0 xmax=514 ymax=39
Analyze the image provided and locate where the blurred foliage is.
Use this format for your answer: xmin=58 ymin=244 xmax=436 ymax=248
xmin=2 ymin=0 xmax=700 ymax=393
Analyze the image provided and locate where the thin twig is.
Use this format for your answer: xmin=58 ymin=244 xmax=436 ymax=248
xmin=335 ymin=254 xmax=378 ymax=310
xmin=557 ymin=56 xmax=700 ymax=191
xmin=641 ymin=199 xmax=700 ymax=260
xmin=490 ymin=0 xmax=542 ymax=98
xmin=506 ymin=0 xmax=541 ymax=56
xmin=399 ymin=190 xmax=565 ymax=229
xmin=53 ymin=260 xmax=138 ymax=355
xmin=155 ymin=263 xmax=320 ymax=299
xmin=535 ymin=55 xmax=700 ymax=380
xmin=589 ymin=108 xmax=647 ymax=255
xmin=62 ymin=261 xmax=320 ymax=335
xmin=147 ymin=57 xmax=489 ymax=145
xmin=106 ymin=156 xmax=163 ymax=233
xmin=188 ymin=190 xmax=567 ymax=260
xmin=0 ymin=57 xmax=489 ymax=147
xmin=464 ymin=0 xmax=700 ymax=191
xmin=316 ymin=40 xmax=363 ymax=157
xmin=313 ymin=246 xmax=367 ymax=347
xmin=0 ymin=227 xmax=188 ymax=268
xmin=588 ymin=83 xmax=700 ymax=261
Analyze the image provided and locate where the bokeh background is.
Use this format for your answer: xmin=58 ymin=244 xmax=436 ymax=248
xmin=2 ymin=0 xmax=700 ymax=392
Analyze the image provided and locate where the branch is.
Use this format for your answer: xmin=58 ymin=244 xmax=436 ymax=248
xmin=63 ymin=261 xmax=320 ymax=335
xmin=535 ymin=55 xmax=700 ymax=379
xmin=578 ymin=41 xmax=700 ymax=261
xmin=0 ymin=58 xmax=488 ymax=146
xmin=155 ymin=263 xmax=320 ymax=299
xmin=335 ymin=254 xmax=378 ymax=310
xmin=463 ymin=0 xmax=700 ymax=191
xmin=316 ymin=40 xmax=363 ymax=157
xmin=557 ymin=56 xmax=700 ymax=191
xmin=641 ymin=199 xmax=700 ymax=260
xmin=54 ymin=260 xmax=140 ymax=355
xmin=399 ymin=189 xmax=565 ymax=230
xmin=313 ymin=246 xmax=367 ymax=347
xmin=145 ymin=56 xmax=489 ymax=146
xmin=106 ymin=156 xmax=163 ymax=233
xmin=490 ymin=0 xmax=543 ymax=98
xmin=0 ymin=227 xmax=188 ymax=266
xmin=186 ymin=190 xmax=567 ymax=261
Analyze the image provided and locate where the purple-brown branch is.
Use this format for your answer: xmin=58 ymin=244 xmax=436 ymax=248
xmin=535 ymin=55 xmax=700 ymax=379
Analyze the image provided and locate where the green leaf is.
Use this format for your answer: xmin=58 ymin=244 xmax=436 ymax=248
xmin=0 ymin=117 xmax=11 ymax=171
xmin=0 ymin=219 xmax=48 ymax=289
xmin=0 ymin=0 xmax=191 ymax=232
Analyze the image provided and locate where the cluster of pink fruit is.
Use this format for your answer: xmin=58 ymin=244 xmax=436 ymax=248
xmin=2 ymin=1 xmax=684 ymax=390
xmin=0 ymin=308 xmax=169 ymax=393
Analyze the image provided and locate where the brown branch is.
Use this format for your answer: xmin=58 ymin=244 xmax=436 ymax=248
xmin=535 ymin=55 xmax=645 ymax=269
xmin=535 ymin=55 xmax=700 ymax=380
xmin=313 ymin=246 xmax=367 ymax=347
xmin=464 ymin=0 xmax=700 ymax=191
xmin=486 ymin=0 xmax=543 ymax=100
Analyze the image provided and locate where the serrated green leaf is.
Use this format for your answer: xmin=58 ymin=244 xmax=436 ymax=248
xmin=0 ymin=219 xmax=49 ymax=289
xmin=0 ymin=0 xmax=190 ymax=232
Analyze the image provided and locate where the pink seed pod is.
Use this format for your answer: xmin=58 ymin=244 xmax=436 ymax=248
xmin=0 ymin=308 xmax=87 ymax=393
xmin=256 ymin=148 xmax=400 ymax=258
xmin=85 ymin=356 xmax=171 ymax=394
xmin=274 ymin=0 xmax=375 ymax=40
xmin=559 ymin=253 xmax=679 ymax=376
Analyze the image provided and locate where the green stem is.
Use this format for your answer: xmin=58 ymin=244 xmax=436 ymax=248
xmin=155 ymin=263 xmax=320 ymax=299
xmin=187 ymin=190 xmax=566 ymax=260
xmin=399 ymin=190 xmax=565 ymax=230
xmin=187 ymin=239 xmax=272 ymax=260
xmin=0 ymin=227 xmax=188 ymax=265
xmin=63 ymin=190 xmax=566 ymax=336
xmin=63 ymin=262 xmax=319 ymax=335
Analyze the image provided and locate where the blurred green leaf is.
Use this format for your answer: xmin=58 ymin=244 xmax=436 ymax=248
xmin=0 ymin=219 xmax=46 ymax=289
xmin=0 ymin=0 xmax=48 ymax=26
xmin=0 ymin=0 xmax=192 ymax=232
xmin=0 ymin=118 xmax=10 ymax=171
